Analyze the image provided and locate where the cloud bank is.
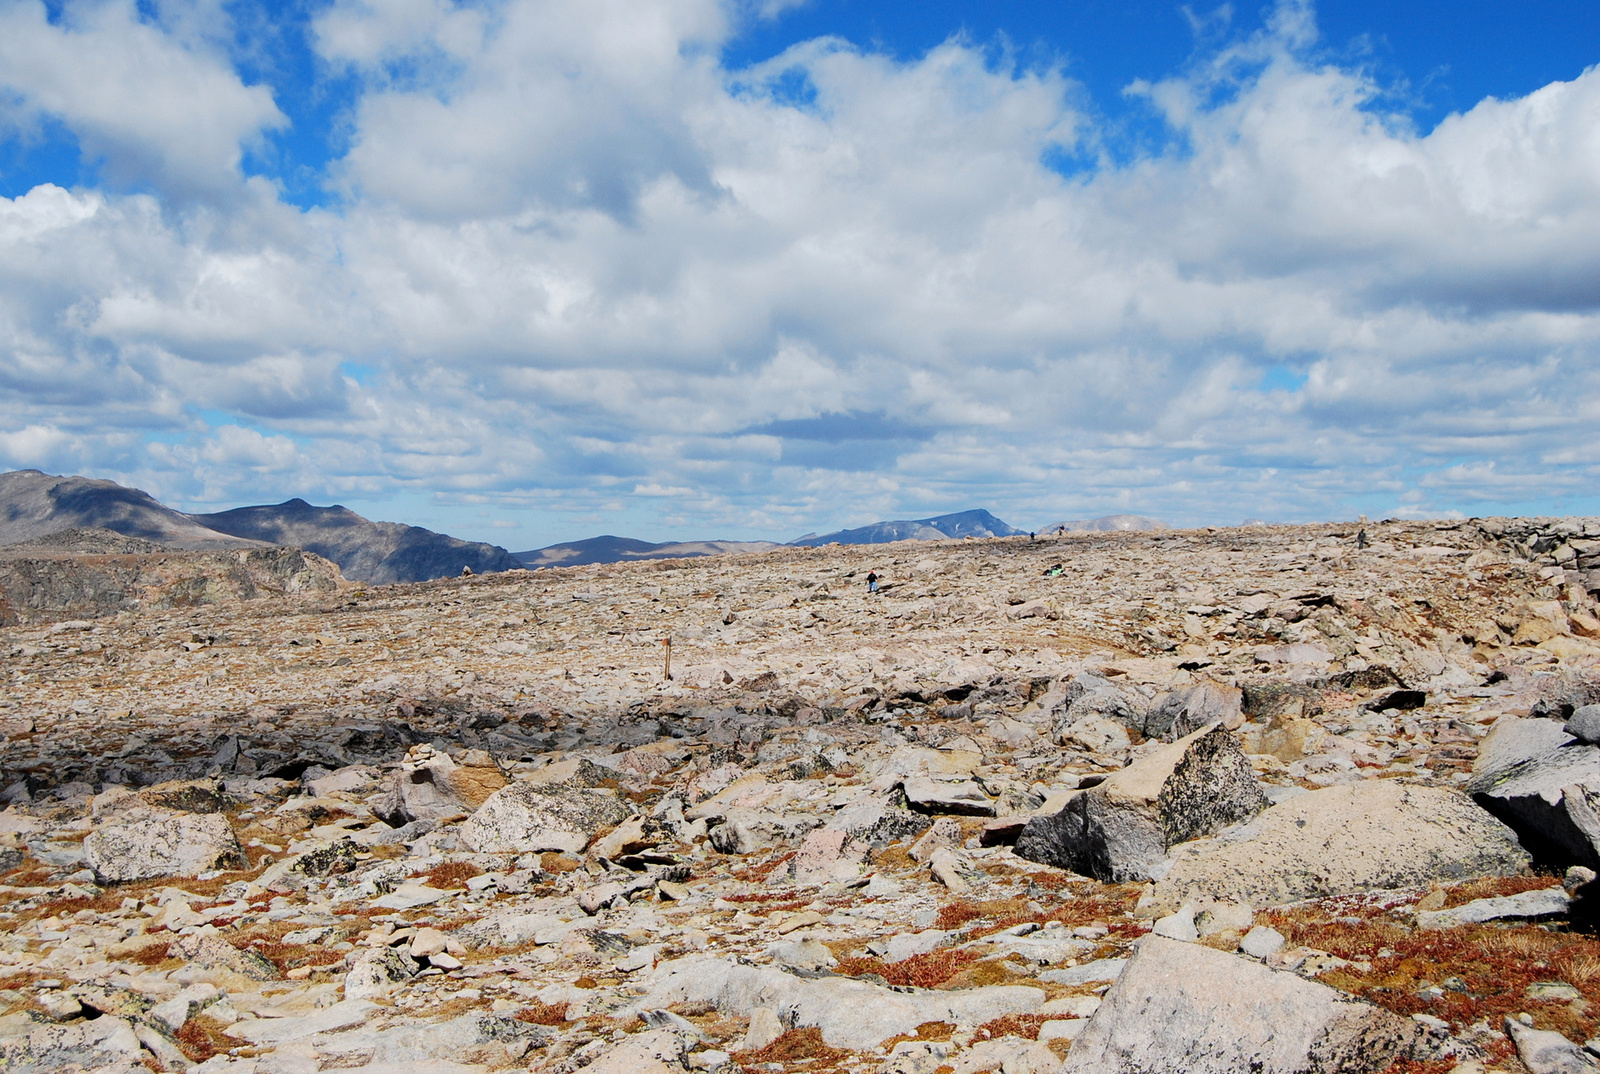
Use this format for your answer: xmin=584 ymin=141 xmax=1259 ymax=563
xmin=0 ymin=0 xmax=1598 ymax=542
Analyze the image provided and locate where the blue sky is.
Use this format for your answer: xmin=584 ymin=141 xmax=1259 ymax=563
xmin=0 ymin=0 xmax=1598 ymax=548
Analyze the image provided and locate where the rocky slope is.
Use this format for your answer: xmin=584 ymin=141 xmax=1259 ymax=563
xmin=0 ymin=528 xmax=344 ymax=627
xmin=3 ymin=518 xmax=1600 ymax=1073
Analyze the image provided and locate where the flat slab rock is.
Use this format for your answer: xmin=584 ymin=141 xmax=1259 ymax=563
xmin=1061 ymin=936 xmax=1421 ymax=1074
xmin=629 ymin=956 xmax=1045 ymax=1050
xmin=1150 ymin=780 xmax=1530 ymax=912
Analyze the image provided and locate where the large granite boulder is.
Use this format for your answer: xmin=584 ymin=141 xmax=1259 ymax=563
xmin=1061 ymin=936 xmax=1421 ymax=1074
xmin=458 ymin=781 xmax=631 ymax=855
xmin=1145 ymin=681 xmax=1245 ymax=740
xmin=1467 ymin=715 xmax=1600 ymax=869
xmin=1150 ymin=780 xmax=1530 ymax=913
xmin=84 ymin=809 xmax=246 ymax=882
xmin=1015 ymin=725 xmax=1267 ymax=881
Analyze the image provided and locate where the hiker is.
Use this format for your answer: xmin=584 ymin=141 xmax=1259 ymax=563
xmin=1357 ymin=529 xmax=1369 ymax=549
xmin=866 ymin=571 xmax=879 ymax=594
xmin=1029 ymin=532 xmax=1036 ymax=542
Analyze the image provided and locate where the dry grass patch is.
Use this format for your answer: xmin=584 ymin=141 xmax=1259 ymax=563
xmin=539 ymin=852 xmax=583 ymax=874
xmin=513 ymin=1001 xmax=569 ymax=1025
xmin=870 ymin=842 xmax=918 ymax=876
xmin=936 ymin=898 xmax=1032 ymax=933
xmin=730 ymin=850 xmax=796 ymax=882
xmin=175 ymin=1015 xmax=241 ymax=1062
xmin=736 ymin=1026 xmax=849 ymax=1066
xmin=882 ymin=1021 xmax=955 ymax=1050
xmin=127 ymin=941 xmax=173 ymax=966
xmin=417 ymin=861 xmax=482 ymax=889
xmin=835 ymin=948 xmax=981 ymax=989
xmin=940 ymin=957 xmax=1036 ymax=989
xmin=1438 ymin=874 xmax=1559 ymax=909
xmin=974 ymin=1013 xmax=1053 ymax=1042
xmin=1263 ymin=908 xmax=1600 ymax=1065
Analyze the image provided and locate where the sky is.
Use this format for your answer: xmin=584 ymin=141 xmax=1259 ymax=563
xmin=0 ymin=0 xmax=1598 ymax=549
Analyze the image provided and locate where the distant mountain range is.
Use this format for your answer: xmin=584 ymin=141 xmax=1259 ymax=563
xmin=1 ymin=470 xmax=1172 ymax=579
xmin=515 ymin=535 xmax=782 ymax=569
xmin=787 ymin=509 xmax=1023 ymax=547
xmin=0 ymin=471 xmax=518 ymax=585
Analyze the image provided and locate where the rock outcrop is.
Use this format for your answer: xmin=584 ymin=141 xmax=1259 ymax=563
xmin=1015 ymin=725 xmax=1268 ymax=881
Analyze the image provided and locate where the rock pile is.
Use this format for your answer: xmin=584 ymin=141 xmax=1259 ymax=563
xmin=3 ymin=518 xmax=1600 ymax=1072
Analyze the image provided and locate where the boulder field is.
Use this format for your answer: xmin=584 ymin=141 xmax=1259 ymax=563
xmin=5 ymin=518 xmax=1600 ymax=1072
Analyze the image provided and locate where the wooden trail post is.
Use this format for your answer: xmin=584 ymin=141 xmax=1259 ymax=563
xmin=663 ymin=637 xmax=672 ymax=681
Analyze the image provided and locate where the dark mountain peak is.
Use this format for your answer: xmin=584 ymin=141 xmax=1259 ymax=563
xmin=0 ymin=470 xmax=258 ymax=551
xmin=788 ymin=508 xmax=1022 ymax=547
xmin=193 ymin=499 xmax=519 ymax=584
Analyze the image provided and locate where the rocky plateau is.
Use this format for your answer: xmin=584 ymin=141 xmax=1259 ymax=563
xmin=9 ymin=517 xmax=1600 ymax=1072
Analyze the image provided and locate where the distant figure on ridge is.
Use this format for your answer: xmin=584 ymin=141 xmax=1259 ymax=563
xmin=866 ymin=571 xmax=879 ymax=594
xmin=1356 ymin=529 xmax=1369 ymax=549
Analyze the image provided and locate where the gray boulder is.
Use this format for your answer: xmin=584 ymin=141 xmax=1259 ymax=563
xmin=171 ymin=934 xmax=281 ymax=981
xmin=343 ymin=946 xmax=418 ymax=1000
xmin=901 ymin=774 xmax=996 ymax=816
xmin=458 ymin=781 xmax=631 ymax=855
xmin=84 ymin=808 xmax=245 ymax=882
xmin=705 ymin=807 xmax=819 ymax=855
xmin=827 ymin=787 xmax=932 ymax=850
xmin=1467 ymin=716 xmax=1600 ymax=869
xmin=1146 ymin=681 xmax=1245 ymax=740
xmin=1052 ymin=678 xmax=1147 ymax=741
xmin=1151 ymin=780 xmax=1529 ymax=913
xmin=0 ymin=1015 xmax=144 ymax=1074
xmin=1417 ymin=886 xmax=1571 ymax=929
xmin=1015 ymin=725 xmax=1267 ymax=882
xmin=628 ymin=956 xmax=1044 ymax=1049
xmin=1061 ymin=936 xmax=1421 ymax=1074
xmin=1567 ymin=704 xmax=1600 ymax=745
